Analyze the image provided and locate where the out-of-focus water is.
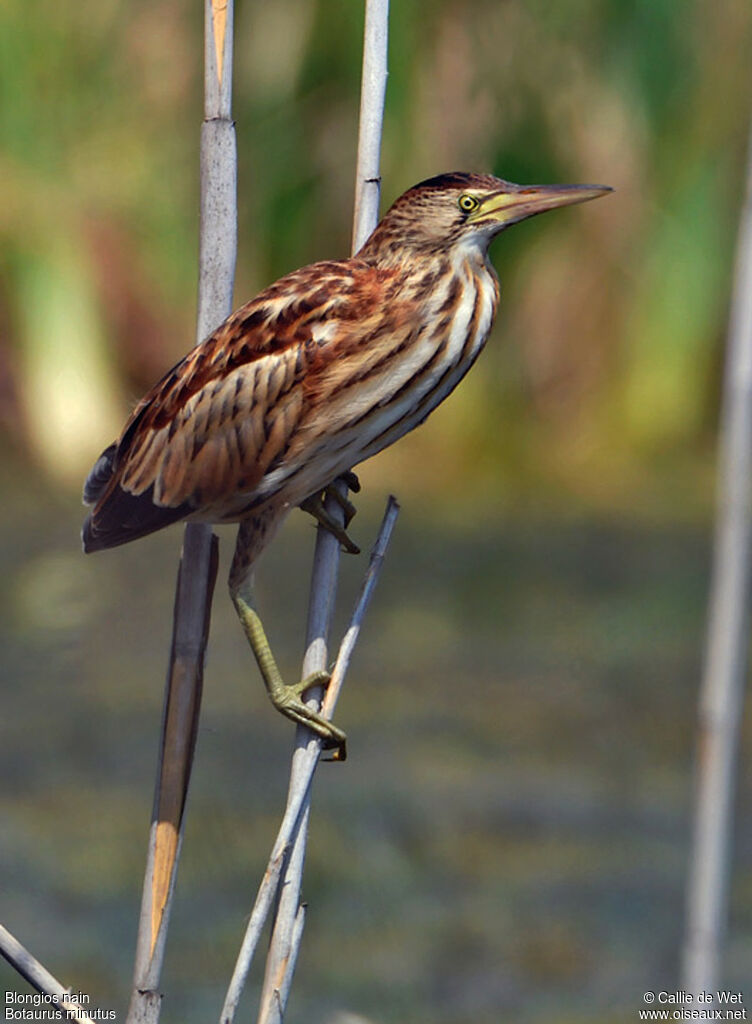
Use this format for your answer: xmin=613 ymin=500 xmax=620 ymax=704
xmin=1 ymin=460 xmax=750 ymax=1024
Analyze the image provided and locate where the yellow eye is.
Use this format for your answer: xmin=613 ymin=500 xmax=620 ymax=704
xmin=458 ymin=194 xmax=479 ymax=214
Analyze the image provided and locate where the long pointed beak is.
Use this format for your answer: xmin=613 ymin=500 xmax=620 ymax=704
xmin=474 ymin=182 xmax=612 ymax=228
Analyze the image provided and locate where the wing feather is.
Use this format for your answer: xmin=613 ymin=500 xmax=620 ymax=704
xmin=82 ymin=258 xmax=401 ymax=553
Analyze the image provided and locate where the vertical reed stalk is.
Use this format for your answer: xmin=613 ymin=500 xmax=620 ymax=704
xmin=255 ymin=5 xmax=390 ymax=1022
xmin=126 ymin=3 xmax=236 ymax=1021
xmin=219 ymin=500 xmax=399 ymax=1024
xmin=682 ymin=115 xmax=752 ymax=1000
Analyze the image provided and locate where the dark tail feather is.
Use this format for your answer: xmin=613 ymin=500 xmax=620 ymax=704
xmin=82 ymin=483 xmax=192 ymax=553
xmin=83 ymin=442 xmax=118 ymax=506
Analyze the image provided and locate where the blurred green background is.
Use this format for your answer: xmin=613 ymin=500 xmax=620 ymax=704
xmin=1 ymin=1 xmax=751 ymax=1021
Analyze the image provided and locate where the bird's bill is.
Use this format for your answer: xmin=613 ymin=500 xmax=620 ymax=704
xmin=472 ymin=182 xmax=612 ymax=227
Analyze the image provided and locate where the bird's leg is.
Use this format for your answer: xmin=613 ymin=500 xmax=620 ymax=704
xmin=232 ymin=594 xmax=347 ymax=757
xmin=230 ymin=519 xmax=347 ymax=758
xmin=299 ymin=472 xmax=361 ymax=554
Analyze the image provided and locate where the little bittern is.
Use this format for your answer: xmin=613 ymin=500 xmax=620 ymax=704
xmin=83 ymin=172 xmax=610 ymax=755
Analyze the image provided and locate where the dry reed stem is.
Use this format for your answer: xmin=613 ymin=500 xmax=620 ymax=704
xmin=255 ymin=483 xmax=346 ymax=1024
xmin=126 ymin=2 xmax=236 ymax=1020
xmin=0 ymin=923 xmax=98 ymax=1024
xmin=682 ymin=114 xmax=752 ymax=1000
xmin=256 ymin=5 xmax=390 ymax=1020
xmin=352 ymin=0 xmax=390 ymax=252
xmin=219 ymin=497 xmax=400 ymax=1024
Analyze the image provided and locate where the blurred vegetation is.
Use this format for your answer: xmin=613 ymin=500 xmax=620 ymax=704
xmin=1 ymin=0 xmax=750 ymax=513
xmin=2 ymin=1 xmax=752 ymax=1022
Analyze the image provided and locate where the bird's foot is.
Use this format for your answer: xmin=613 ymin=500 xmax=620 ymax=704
xmin=272 ymin=669 xmax=347 ymax=761
xmin=300 ymin=475 xmax=361 ymax=554
xmin=232 ymin=594 xmax=347 ymax=760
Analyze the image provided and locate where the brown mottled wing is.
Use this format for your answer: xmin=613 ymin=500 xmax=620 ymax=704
xmin=82 ymin=259 xmax=388 ymax=553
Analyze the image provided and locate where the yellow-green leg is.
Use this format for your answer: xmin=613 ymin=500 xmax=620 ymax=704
xmin=231 ymin=592 xmax=347 ymax=759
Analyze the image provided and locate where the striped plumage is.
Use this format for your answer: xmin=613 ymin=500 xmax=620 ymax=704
xmin=82 ymin=254 xmax=494 ymax=551
xmin=83 ymin=171 xmax=610 ymax=751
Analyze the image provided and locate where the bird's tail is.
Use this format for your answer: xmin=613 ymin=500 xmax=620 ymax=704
xmin=82 ymin=440 xmax=190 ymax=553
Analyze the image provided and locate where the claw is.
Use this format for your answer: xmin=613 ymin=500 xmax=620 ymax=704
xmin=300 ymin=488 xmax=361 ymax=554
xmin=341 ymin=470 xmax=361 ymax=493
xmin=322 ymin=738 xmax=347 ymax=762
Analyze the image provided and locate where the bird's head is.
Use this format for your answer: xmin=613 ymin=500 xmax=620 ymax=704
xmin=358 ymin=171 xmax=611 ymax=264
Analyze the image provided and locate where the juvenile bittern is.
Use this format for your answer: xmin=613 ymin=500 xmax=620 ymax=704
xmin=83 ymin=172 xmax=610 ymax=755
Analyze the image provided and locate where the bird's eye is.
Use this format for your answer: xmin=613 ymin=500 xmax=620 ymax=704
xmin=458 ymin=194 xmax=479 ymax=214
